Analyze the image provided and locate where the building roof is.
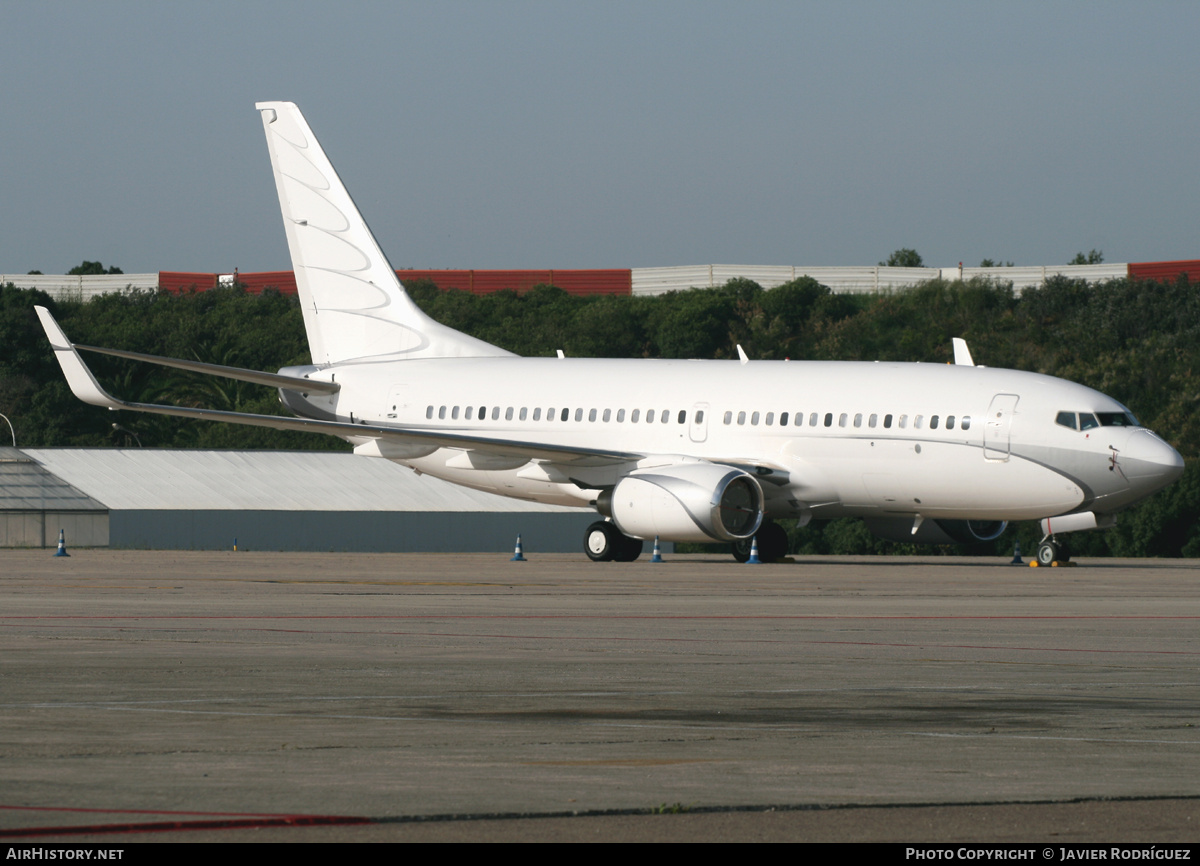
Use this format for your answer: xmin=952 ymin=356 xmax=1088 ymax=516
xmin=19 ymin=449 xmax=582 ymax=513
xmin=0 ymin=447 xmax=107 ymax=511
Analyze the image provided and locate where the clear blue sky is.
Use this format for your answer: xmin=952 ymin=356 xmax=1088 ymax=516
xmin=3 ymin=1 xmax=1197 ymax=274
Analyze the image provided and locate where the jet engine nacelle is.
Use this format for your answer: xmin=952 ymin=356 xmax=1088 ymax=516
xmin=600 ymin=463 xmax=764 ymax=543
xmin=864 ymin=517 xmax=1008 ymax=545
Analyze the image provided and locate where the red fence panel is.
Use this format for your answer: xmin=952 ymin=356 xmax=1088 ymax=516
xmin=160 ymin=269 xmax=633 ymax=296
xmin=235 ymin=271 xmax=298 ymax=294
xmin=468 ymin=270 xmax=550 ymax=294
xmin=396 ymin=270 xmax=476 ymax=292
xmin=547 ymin=269 xmax=632 ymax=296
xmin=395 ymin=269 xmax=631 ymax=295
xmin=1128 ymin=260 xmax=1200 ymax=283
xmin=158 ymin=272 xmax=217 ymax=293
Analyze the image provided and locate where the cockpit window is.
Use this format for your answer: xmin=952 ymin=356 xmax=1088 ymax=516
xmin=1059 ymin=410 xmax=1139 ymax=431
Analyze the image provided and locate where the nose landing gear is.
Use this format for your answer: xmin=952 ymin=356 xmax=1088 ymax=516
xmin=1036 ymin=536 xmax=1072 ymax=566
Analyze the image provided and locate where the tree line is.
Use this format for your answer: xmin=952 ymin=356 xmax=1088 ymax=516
xmin=1 ymin=272 xmax=1196 ymax=555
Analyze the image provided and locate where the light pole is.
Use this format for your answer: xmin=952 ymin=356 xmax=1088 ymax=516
xmin=0 ymin=413 xmax=14 ymax=447
xmin=111 ymin=423 xmax=142 ymax=448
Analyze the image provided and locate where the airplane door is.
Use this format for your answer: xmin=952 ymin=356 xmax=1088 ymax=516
xmin=984 ymin=393 xmax=1019 ymax=461
xmin=386 ymin=385 xmax=410 ymax=420
xmin=689 ymin=403 xmax=710 ymax=443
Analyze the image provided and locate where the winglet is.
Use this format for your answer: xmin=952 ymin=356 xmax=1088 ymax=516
xmin=952 ymin=338 xmax=975 ymax=367
xmin=35 ymin=306 xmax=122 ymax=409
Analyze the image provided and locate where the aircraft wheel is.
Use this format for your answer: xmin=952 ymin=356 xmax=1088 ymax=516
xmin=756 ymin=521 xmax=789 ymax=562
xmin=585 ymin=521 xmax=644 ymax=562
xmin=1037 ymin=540 xmax=1059 ymax=566
xmin=613 ymin=533 xmax=644 ymax=562
xmin=731 ymin=522 xmax=786 ymax=562
xmin=585 ymin=521 xmax=617 ymax=562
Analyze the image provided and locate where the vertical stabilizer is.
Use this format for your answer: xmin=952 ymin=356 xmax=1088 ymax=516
xmin=255 ymin=101 xmax=512 ymax=365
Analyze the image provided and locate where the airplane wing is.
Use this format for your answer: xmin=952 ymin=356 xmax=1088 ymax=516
xmin=36 ymin=306 xmax=639 ymax=465
xmin=71 ymin=343 xmax=341 ymax=394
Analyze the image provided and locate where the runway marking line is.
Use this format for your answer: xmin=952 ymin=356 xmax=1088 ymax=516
xmin=0 ymin=804 xmax=370 ymax=838
xmin=2 ymin=614 xmax=1198 ymax=621
xmin=266 ymin=580 xmax=543 ymax=586
xmin=523 ymin=759 xmax=718 ymax=767
xmin=0 ymin=816 xmax=371 ymax=838
xmin=7 ymin=794 xmax=1200 ymax=839
xmin=0 ymin=804 xmax=333 ymax=817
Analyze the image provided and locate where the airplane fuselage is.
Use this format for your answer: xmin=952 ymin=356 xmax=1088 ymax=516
xmin=279 ymin=356 xmax=1182 ymax=527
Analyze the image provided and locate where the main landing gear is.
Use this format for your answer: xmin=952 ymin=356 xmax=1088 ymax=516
xmin=1036 ymin=536 xmax=1072 ymax=566
xmin=584 ymin=520 xmax=644 ymax=562
xmin=582 ymin=519 xmax=790 ymax=563
xmin=731 ymin=520 xmax=788 ymax=563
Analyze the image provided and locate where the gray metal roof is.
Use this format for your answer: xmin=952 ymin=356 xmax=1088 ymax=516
xmin=0 ymin=273 xmax=158 ymax=298
xmin=19 ymin=449 xmax=583 ymax=513
xmin=0 ymin=448 xmax=107 ymax=511
xmin=629 ymin=262 xmax=1131 ymax=296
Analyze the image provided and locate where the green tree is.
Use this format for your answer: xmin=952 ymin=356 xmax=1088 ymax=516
xmin=1069 ymin=250 xmax=1104 ymax=265
xmin=881 ymin=248 xmax=923 ymax=268
xmin=67 ymin=261 xmax=123 ymax=275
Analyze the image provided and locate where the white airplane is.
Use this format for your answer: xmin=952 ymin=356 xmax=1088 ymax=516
xmin=37 ymin=101 xmax=1184 ymax=565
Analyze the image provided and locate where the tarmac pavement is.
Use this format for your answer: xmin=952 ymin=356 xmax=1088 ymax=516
xmin=1 ymin=550 xmax=1197 ymax=842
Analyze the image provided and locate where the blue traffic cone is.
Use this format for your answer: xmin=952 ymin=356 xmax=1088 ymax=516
xmin=1010 ymin=541 xmax=1023 ymax=565
xmin=510 ymin=534 xmax=527 ymax=561
xmin=746 ymin=536 xmax=761 ymax=564
xmin=650 ymin=536 xmax=663 ymax=563
xmin=53 ymin=529 xmax=69 ymax=557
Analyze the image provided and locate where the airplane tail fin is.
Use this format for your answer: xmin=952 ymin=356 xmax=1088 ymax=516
xmin=255 ymin=101 xmax=512 ymax=365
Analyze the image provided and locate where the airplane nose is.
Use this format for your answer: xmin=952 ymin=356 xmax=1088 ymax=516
xmin=1121 ymin=430 xmax=1184 ymax=489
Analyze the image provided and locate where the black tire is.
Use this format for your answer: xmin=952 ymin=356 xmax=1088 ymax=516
xmin=731 ymin=521 xmax=786 ymax=563
xmin=1037 ymin=540 xmax=1059 ymax=566
xmin=613 ymin=533 xmax=644 ymax=562
xmin=756 ymin=521 xmax=788 ymax=562
xmin=585 ymin=521 xmax=643 ymax=562
xmin=585 ymin=521 xmax=617 ymax=562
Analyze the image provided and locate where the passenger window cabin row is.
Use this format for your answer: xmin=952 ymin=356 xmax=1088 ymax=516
xmin=425 ymin=405 xmax=688 ymax=424
xmin=720 ymin=410 xmax=971 ymax=431
xmin=422 ymin=404 xmax=973 ymax=432
xmin=417 ymin=405 xmax=1138 ymax=435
